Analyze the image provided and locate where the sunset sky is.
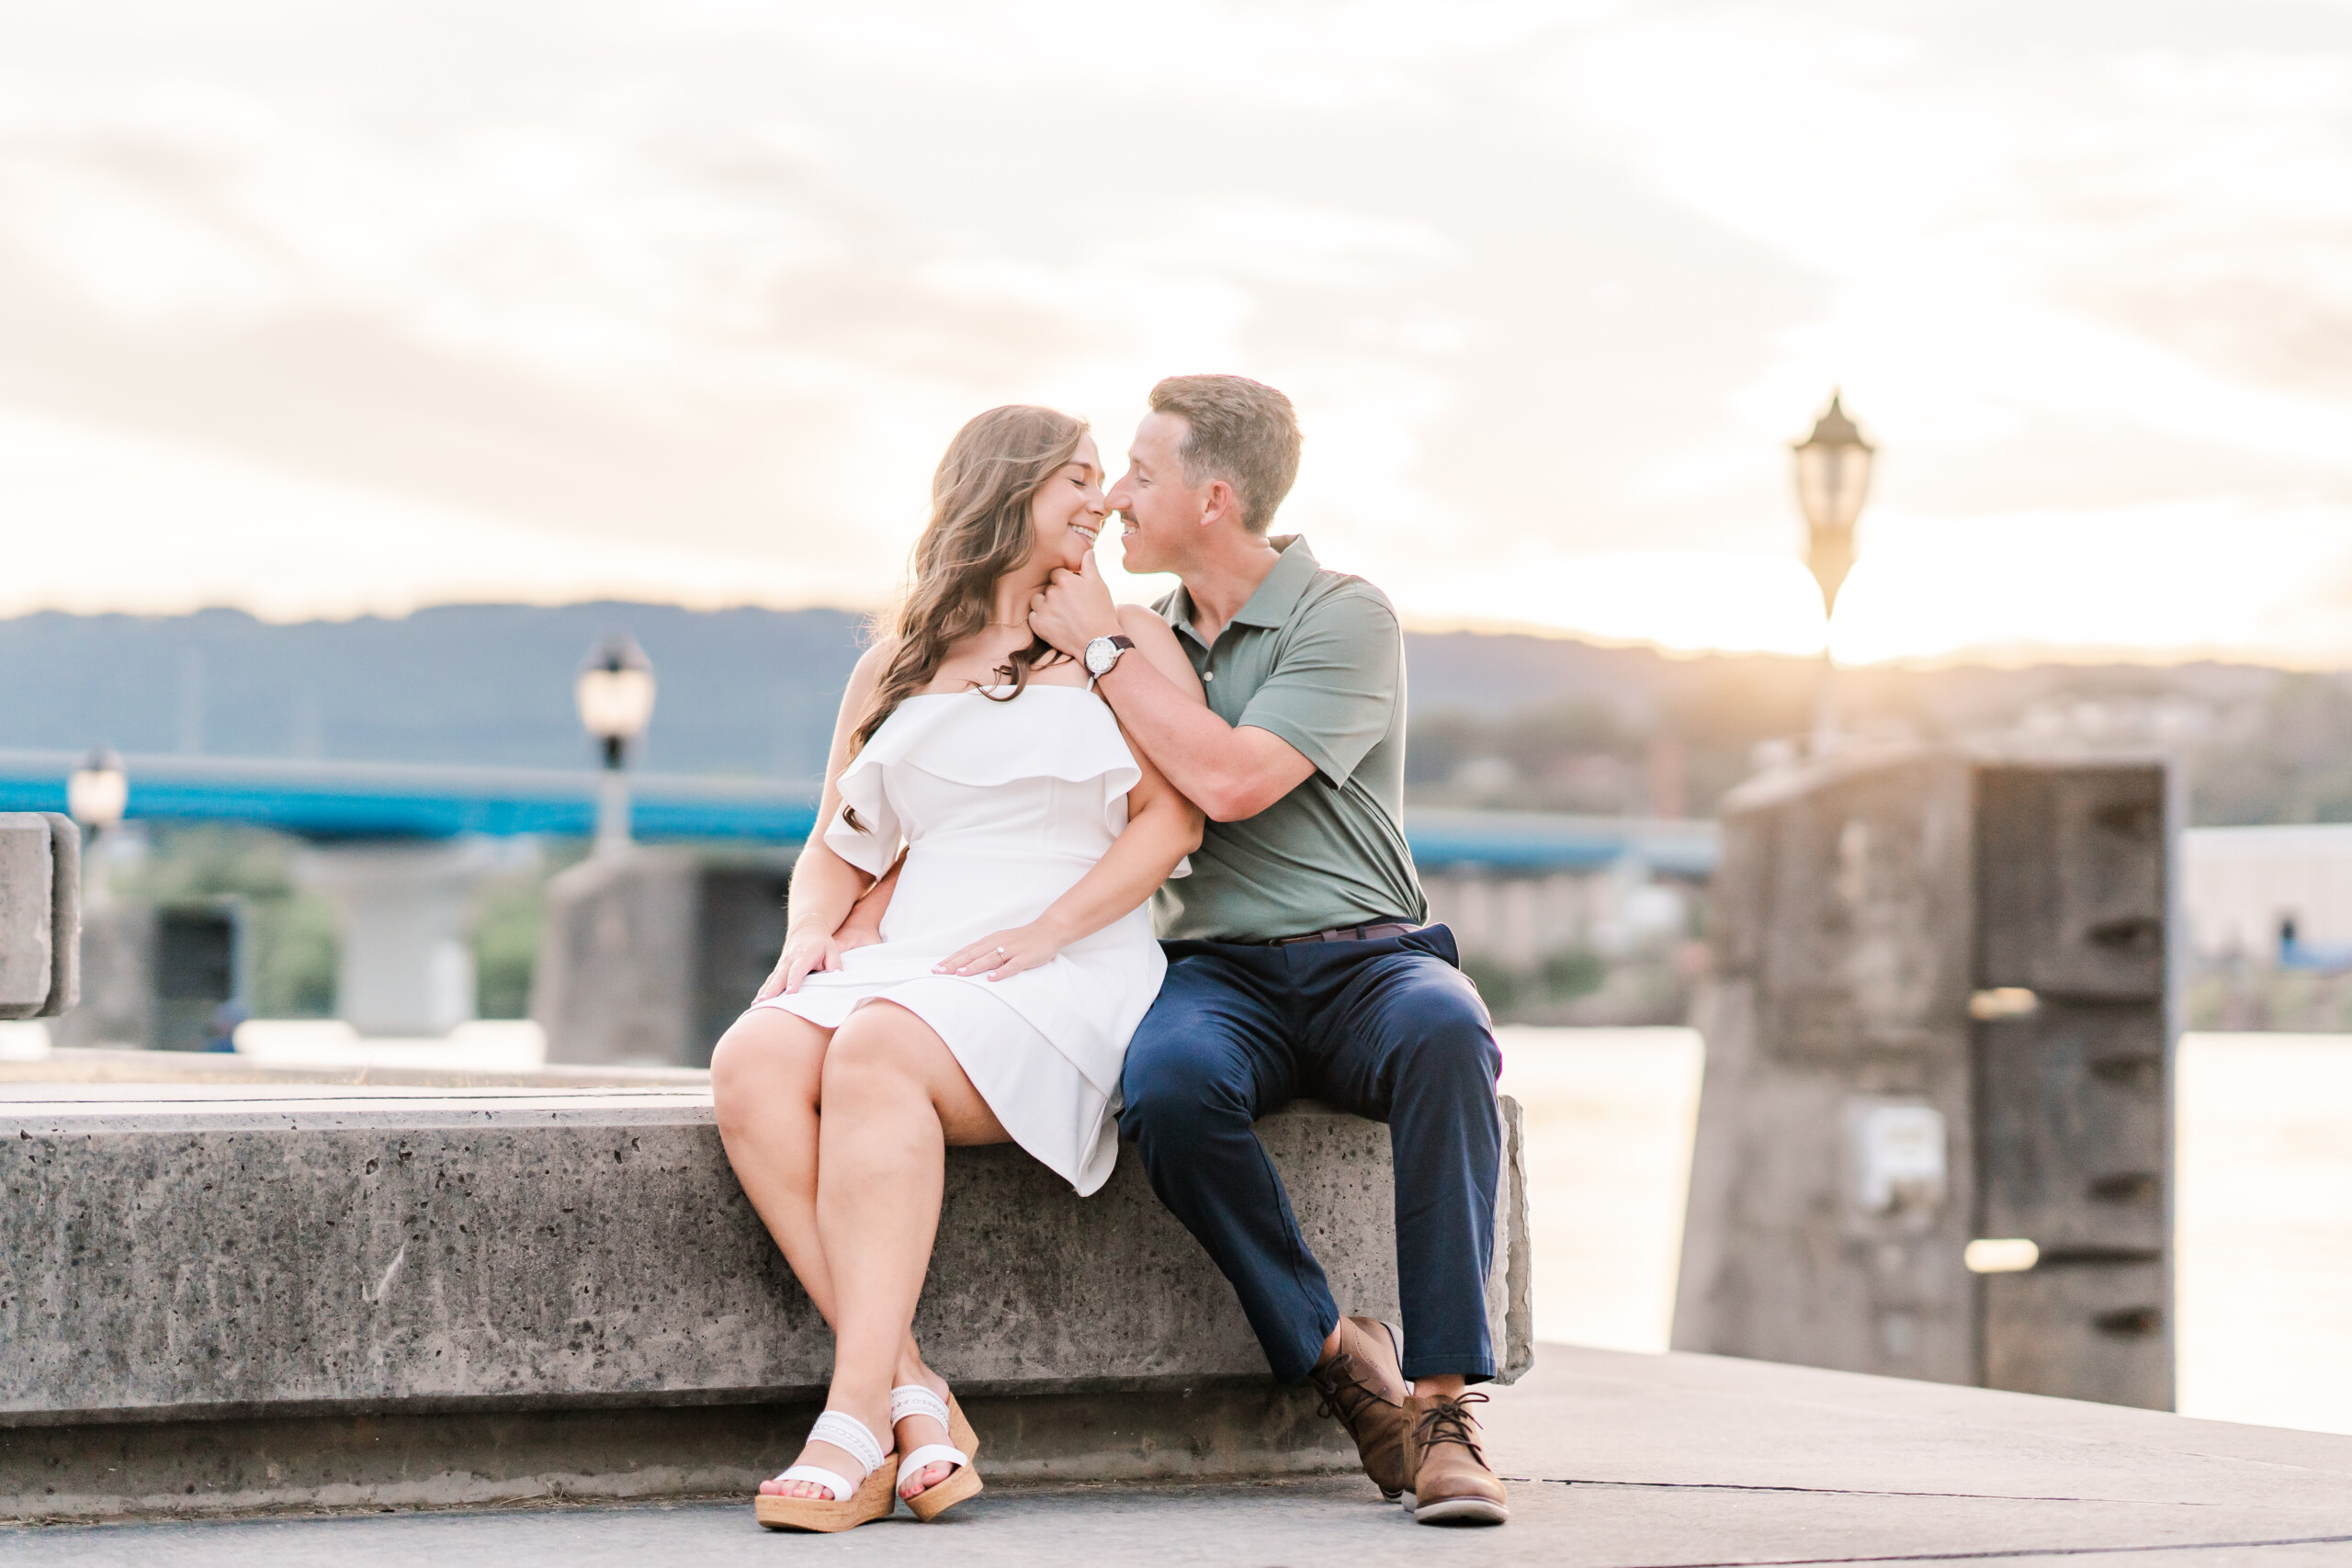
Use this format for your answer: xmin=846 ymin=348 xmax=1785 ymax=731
xmin=4 ymin=1 xmax=2349 ymax=666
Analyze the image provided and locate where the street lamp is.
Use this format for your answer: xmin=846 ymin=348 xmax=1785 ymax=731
xmin=1792 ymin=391 xmax=1876 ymax=750
xmin=68 ymin=745 xmax=128 ymax=837
xmin=67 ymin=746 xmax=128 ymax=909
xmin=576 ymin=632 xmax=656 ymax=856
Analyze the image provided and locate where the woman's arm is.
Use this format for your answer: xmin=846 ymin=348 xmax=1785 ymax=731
xmin=754 ymin=642 xmax=895 ymax=999
xmin=936 ymin=618 xmax=1206 ymax=981
xmin=831 ymin=847 xmax=905 ymax=952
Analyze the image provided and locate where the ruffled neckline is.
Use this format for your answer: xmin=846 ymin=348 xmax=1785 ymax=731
xmin=899 ymin=682 xmax=1093 ymax=700
xmin=823 ymin=681 xmax=1143 ymax=875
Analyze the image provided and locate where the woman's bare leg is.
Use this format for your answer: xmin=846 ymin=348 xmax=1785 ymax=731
xmin=710 ymin=1008 xmax=950 ymax=1496
xmin=771 ymin=1000 xmax=1008 ymax=1501
xmin=711 ymin=1010 xmax=839 ymax=1318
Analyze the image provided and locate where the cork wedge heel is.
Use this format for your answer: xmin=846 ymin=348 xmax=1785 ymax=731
xmin=892 ymin=1383 xmax=984 ymax=1521
xmin=754 ymin=1411 xmax=899 ymax=1533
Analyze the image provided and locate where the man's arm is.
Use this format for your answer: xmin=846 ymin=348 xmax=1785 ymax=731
xmin=1034 ymin=559 xmax=1313 ymax=823
xmin=1104 ymin=605 xmax=1314 ymax=822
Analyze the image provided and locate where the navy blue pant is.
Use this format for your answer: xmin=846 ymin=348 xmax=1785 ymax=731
xmin=1118 ymin=924 xmax=1503 ymax=1384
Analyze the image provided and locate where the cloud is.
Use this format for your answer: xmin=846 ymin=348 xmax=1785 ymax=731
xmin=0 ymin=0 xmax=2346 ymax=666
xmin=0 ymin=405 xmax=861 ymax=619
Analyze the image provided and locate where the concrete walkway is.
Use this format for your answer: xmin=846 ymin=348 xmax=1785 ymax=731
xmin=9 ymin=1345 xmax=2351 ymax=1566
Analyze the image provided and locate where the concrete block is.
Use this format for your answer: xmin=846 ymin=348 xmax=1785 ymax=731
xmin=1674 ymin=752 xmax=1981 ymax=1386
xmin=0 ymin=817 xmax=54 ymax=1015
xmin=533 ymin=850 xmax=794 ymax=1067
xmin=0 ymin=1086 xmax=1528 ymax=1517
xmin=0 ymin=815 xmax=77 ymax=1021
xmin=50 ymin=900 xmax=243 ymax=1052
xmin=1674 ymin=749 xmax=2173 ymax=1410
xmin=45 ymin=902 xmax=154 ymax=1050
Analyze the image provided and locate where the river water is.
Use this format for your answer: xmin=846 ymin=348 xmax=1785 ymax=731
xmin=1496 ymin=1027 xmax=2352 ymax=1436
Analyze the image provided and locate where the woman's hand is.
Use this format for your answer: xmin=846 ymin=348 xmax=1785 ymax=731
xmin=755 ymin=931 xmax=845 ymax=1001
xmin=935 ymin=922 xmax=1066 ymax=982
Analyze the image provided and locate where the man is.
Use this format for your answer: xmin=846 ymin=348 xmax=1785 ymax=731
xmin=1030 ymin=374 xmax=1509 ymax=1526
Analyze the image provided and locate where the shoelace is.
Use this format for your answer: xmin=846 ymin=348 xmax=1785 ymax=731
xmin=1309 ymin=1353 xmax=1385 ymax=1427
xmin=1412 ymin=1391 xmax=1491 ymax=1463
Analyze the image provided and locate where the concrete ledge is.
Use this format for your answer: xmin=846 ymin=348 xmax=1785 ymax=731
xmin=0 ymin=1046 xmax=711 ymax=1091
xmin=1 ymin=1083 xmax=1527 ymax=1517
xmin=0 ymin=1386 xmax=1352 ymax=1522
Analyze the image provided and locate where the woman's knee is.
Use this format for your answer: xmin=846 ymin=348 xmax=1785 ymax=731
xmin=820 ymin=1003 xmax=930 ymax=1098
xmin=709 ymin=1011 xmax=826 ymax=1127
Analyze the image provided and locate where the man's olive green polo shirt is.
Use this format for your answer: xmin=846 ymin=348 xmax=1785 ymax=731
xmin=1151 ymin=535 xmax=1427 ymax=943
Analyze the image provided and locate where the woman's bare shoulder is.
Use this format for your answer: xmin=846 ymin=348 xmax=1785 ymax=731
xmin=847 ymin=637 xmax=899 ymax=694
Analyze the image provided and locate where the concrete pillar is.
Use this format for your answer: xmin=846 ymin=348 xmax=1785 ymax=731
xmin=534 ymin=848 xmax=795 ymax=1067
xmin=296 ymin=840 xmax=502 ymax=1037
xmin=0 ymin=813 xmax=78 ymax=1021
xmin=1672 ymin=747 xmax=2174 ymax=1409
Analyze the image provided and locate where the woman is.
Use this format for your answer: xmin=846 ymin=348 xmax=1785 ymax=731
xmin=708 ymin=404 xmax=1204 ymax=1532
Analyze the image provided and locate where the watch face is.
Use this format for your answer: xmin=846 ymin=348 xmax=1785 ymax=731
xmin=1085 ymin=637 xmax=1115 ymax=675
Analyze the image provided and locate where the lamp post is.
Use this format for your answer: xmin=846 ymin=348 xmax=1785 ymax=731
xmin=1792 ymin=391 xmax=1876 ymax=751
xmin=577 ymin=632 xmax=656 ymax=857
xmin=67 ymin=746 xmax=128 ymax=908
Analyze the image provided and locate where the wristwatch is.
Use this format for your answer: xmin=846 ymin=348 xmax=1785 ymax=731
xmin=1083 ymin=634 xmax=1136 ymax=678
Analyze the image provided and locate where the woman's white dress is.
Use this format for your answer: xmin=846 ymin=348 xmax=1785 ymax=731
xmin=744 ymin=683 xmax=1173 ymax=1196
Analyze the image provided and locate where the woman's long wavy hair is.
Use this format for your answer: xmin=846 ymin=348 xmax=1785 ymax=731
xmin=841 ymin=406 xmax=1088 ymax=829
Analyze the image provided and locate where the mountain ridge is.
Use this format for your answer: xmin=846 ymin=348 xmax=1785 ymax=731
xmin=2 ymin=603 xmax=2336 ymax=823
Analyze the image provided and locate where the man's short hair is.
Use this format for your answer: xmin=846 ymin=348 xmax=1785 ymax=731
xmin=1148 ymin=374 xmax=1301 ymax=535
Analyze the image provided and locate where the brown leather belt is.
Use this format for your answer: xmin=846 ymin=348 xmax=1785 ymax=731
xmin=1270 ymin=921 xmax=1419 ymax=946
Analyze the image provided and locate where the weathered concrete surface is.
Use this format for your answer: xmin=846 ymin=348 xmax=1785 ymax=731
xmin=0 ymin=813 xmax=76 ymax=1021
xmin=6 ymin=1346 xmax=2349 ymax=1565
xmin=0 ymin=1387 xmax=1354 ymax=1521
xmin=1676 ymin=748 xmax=2175 ymax=1409
xmin=0 ymin=1046 xmax=711 ymax=1091
xmin=532 ymin=850 xmax=796 ymax=1068
xmin=1676 ymin=750 xmax=1984 ymax=1387
xmin=0 ymin=1081 xmax=1528 ymax=1517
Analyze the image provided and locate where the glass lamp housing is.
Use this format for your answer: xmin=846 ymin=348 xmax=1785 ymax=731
xmin=68 ymin=747 xmax=128 ymax=830
xmin=576 ymin=632 xmax=657 ymax=760
xmin=1792 ymin=392 xmax=1876 ymax=618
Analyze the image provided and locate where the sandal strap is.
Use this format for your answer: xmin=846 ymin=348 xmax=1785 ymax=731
xmin=806 ymin=1410 xmax=886 ymax=1477
xmin=895 ymin=1442 xmax=968 ymax=1486
xmin=773 ymin=1463 xmax=856 ymax=1502
xmin=889 ymin=1384 xmax=951 ymax=1428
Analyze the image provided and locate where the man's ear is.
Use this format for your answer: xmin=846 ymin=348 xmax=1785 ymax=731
xmin=1199 ymin=479 xmax=1239 ymax=531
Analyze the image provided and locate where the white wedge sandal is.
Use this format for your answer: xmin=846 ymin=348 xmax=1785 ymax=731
xmin=753 ymin=1410 xmax=899 ymax=1532
xmin=891 ymin=1383 xmax=983 ymax=1520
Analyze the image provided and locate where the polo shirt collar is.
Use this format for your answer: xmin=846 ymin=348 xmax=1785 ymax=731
xmin=1171 ymin=535 xmax=1319 ymax=644
xmin=1234 ymin=535 xmax=1318 ymax=627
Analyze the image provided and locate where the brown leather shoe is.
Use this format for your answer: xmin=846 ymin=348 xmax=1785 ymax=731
xmin=1306 ymin=1316 xmax=1411 ymax=1499
xmin=1403 ymin=1391 xmax=1510 ymax=1525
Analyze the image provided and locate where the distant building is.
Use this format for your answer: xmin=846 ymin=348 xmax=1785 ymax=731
xmin=1407 ymin=808 xmax=1718 ymax=1021
xmin=2183 ymin=825 xmax=2352 ymax=968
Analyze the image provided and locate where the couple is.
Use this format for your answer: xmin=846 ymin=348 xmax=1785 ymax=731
xmin=709 ymin=375 xmax=1509 ymax=1532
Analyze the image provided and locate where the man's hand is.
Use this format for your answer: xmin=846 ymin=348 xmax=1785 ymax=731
xmin=1029 ymin=551 xmax=1124 ymax=660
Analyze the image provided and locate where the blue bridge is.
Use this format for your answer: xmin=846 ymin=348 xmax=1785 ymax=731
xmin=0 ymin=750 xmax=1718 ymax=876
